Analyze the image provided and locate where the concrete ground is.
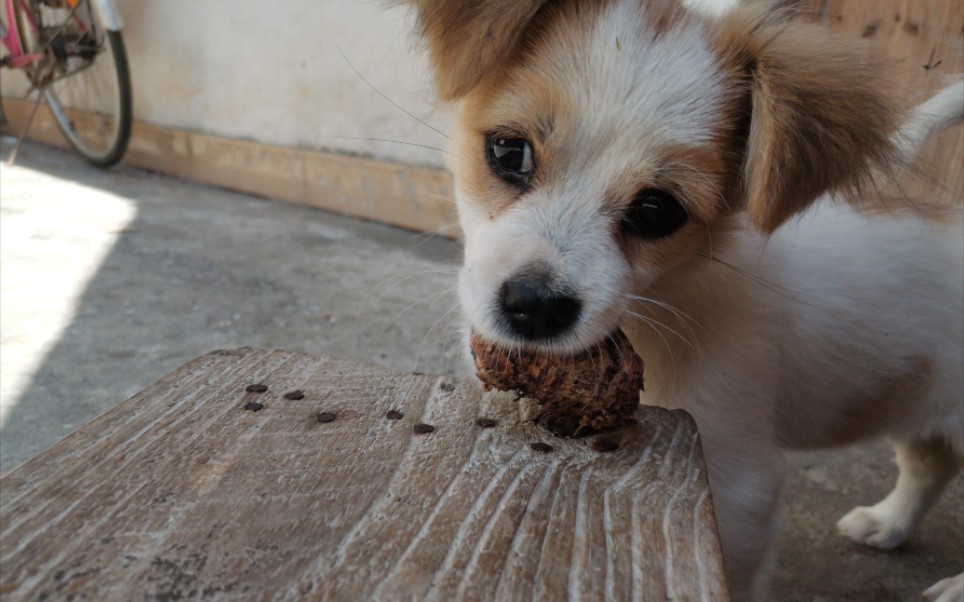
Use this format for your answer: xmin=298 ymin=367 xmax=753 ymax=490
xmin=1 ymin=140 xmax=961 ymax=600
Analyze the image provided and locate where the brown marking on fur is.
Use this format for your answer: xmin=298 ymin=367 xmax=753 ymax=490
xmin=452 ymin=66 xmax=568 ymax=221
xmin=410 ymin=0 xmax=691 ymax=101
xmin=449 ymin=0 xmax=612 ymax=220
xmin=407 ymin=0 xmax=551 ymax=100
xmin=615 ymin=142 xmax=741 ymax=275
xmin=612 ymin=139 xmax=748 ymax=281
xmin=644 ymin=0 xmax=688 ymax=39
xmin=513 ymin=0 xmax=616 ymax=54
xmin=894 ymin=438 xmax=963 ymax=483
xmin=617 ymin=204 xmax=746 ymax=290
xmin=654 ymin=144 xmax=735 ymax=223
xmin=805 ymin=358 xmax=932 ymax=449
xmin=513 ymin=0 xmax=688 ymax=58
xmin=444 ymin=0 xmax=603 ymax=218
xmin=711 ymin=4 xmax=900 ymax=234
xmin=620 ymin=218 xmax=713 ymax=275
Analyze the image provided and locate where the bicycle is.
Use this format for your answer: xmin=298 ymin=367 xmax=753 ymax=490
xmin=1 ymin=0 xmax=131 ymax=167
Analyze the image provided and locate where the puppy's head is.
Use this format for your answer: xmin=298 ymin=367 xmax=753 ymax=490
xmin=409 ymin=0 xmax=898 ymax=352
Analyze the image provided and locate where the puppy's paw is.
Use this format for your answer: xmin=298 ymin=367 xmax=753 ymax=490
xmin=923 ymin=574 xmax=963 ymax=602
xmin=836 ymin=505 xmax=911 ymax=550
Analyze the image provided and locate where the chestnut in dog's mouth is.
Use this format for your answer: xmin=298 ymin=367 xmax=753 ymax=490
xmin=470 ymin=329 xmax=643 ymax=437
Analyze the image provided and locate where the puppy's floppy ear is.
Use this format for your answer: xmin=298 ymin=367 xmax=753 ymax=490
xmin=717 ymin=5 xmax=900 ymax=233
xmin=406 ymin=0 xmax=550 ymax=100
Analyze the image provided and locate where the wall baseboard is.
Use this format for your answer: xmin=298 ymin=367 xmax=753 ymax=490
xmin=1 ymin=98 xmax=459 ymax=239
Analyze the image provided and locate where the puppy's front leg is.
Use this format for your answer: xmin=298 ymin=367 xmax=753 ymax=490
xmin=626 ymin=314 xmax=786 ymax=600
xmin=837 ymin=438 xmax=961 ymax=550
xmin=699 ymin=424 xmax=786 ymax=602
xmin=923 ymin=573 xmax=964 ymax=602
xmin=837 ymin=438 xmax=962 ymax=601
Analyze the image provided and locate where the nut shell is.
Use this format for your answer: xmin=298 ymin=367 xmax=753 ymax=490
xmin=470 ymin=330 xmax=643 ymax=437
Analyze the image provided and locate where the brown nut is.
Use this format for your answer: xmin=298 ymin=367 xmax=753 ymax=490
xmin=470 ymin=329 xmax=643 ymax=437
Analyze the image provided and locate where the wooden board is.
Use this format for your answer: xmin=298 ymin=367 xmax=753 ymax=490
xmin=0 ymin=348 xmax=728 ymax=602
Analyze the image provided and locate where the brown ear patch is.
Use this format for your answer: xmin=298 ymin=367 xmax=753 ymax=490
xmin=408 ymin=0 xmax=551 ymax=100
xmin=715 ymin=5 xmax=901 ymax=233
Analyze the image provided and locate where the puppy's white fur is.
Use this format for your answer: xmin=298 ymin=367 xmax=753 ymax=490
xmin=406 ymin=0 xmax=964 ymax=599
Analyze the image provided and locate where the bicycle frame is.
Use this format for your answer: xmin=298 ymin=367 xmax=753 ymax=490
xmin=2 ymin=0 xmax=43 ymax=68
xmin=1 ymin=0 xmax=122 ymax=68
xmin=89 ymin=0 xmax=122 ymax=30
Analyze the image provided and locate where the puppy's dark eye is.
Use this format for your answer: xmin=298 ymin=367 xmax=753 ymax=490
xmin=487 ymin=137 xmax=534 ymax=186
xmin=622 ymin=189 xmax=688 ymax=239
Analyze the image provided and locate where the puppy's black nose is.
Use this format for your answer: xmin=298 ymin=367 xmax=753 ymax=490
xmin=500 ymin=277 xmax=581 ymax=340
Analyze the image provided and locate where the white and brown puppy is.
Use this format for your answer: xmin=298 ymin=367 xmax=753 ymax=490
xmin=405 ymin=0 xmax=964 ymax=599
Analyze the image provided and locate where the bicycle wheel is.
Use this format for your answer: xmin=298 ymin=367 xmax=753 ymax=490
xmin=19 ymin=0 xmax=132 ymax=167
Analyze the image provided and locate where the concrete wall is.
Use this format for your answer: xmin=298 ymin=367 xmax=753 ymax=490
xmin=3 ymin=0 xmax=959 ymax=205
xmin=2 ymin=0 xmax=450 ymax=169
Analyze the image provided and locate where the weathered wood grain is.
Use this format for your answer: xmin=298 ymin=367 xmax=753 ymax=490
xmin=1 ymin=349 xmax=726 ymax=601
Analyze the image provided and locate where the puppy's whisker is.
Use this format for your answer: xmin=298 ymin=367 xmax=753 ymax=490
xmin=318 ymin=135 xmax=448 ymax=154
xmin=448 ymin=337 xmax=464 ymax=376
xmin=623 ymin=309 xmax=697 ymax=354
xmin=404 ymin=221 xmax=463 ymax=253
xmin=414 ymin=303 xmax=460 ymax=372
xmin=705 ymin=222 xmax=715 ymax=261
xmin=623 ymin=294 xmax=704 ymax=332
xmin=622 ymin=310 xmax=677 ymax=376
xmin=444 ymin=331 xmax=466 ymax=376
xmin=696 ymin=252 xmax=814 ymax=304
xmin=607 ymin=333 xmax=621 ymax=362
xmin=395 ymin=287 xmax=456 ymax=318
xmin=607 ymin=333 xmax=630 ymax=374
xmin=361 ymin=270 xmax=442 ymax=309
xmin=590 ymin=342 xmax=603 ymax=396
xmin=368 ymin=286 xmax=456 ymax=361
xmin=433 ymin=323 xmax=455 ymax=376
xmin=333 ymin=40 xmax=450 ymax=140
xmin=359 ymin=269 xmax=458 ymax=315
xmin=623 ymin=297 xmax=702 ymax=353
xmin=598 ymin=339 xmax=616 ymax=397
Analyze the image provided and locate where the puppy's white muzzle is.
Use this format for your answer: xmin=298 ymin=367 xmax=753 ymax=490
xmin=456 ymin=189 xmax=632 ymax=353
